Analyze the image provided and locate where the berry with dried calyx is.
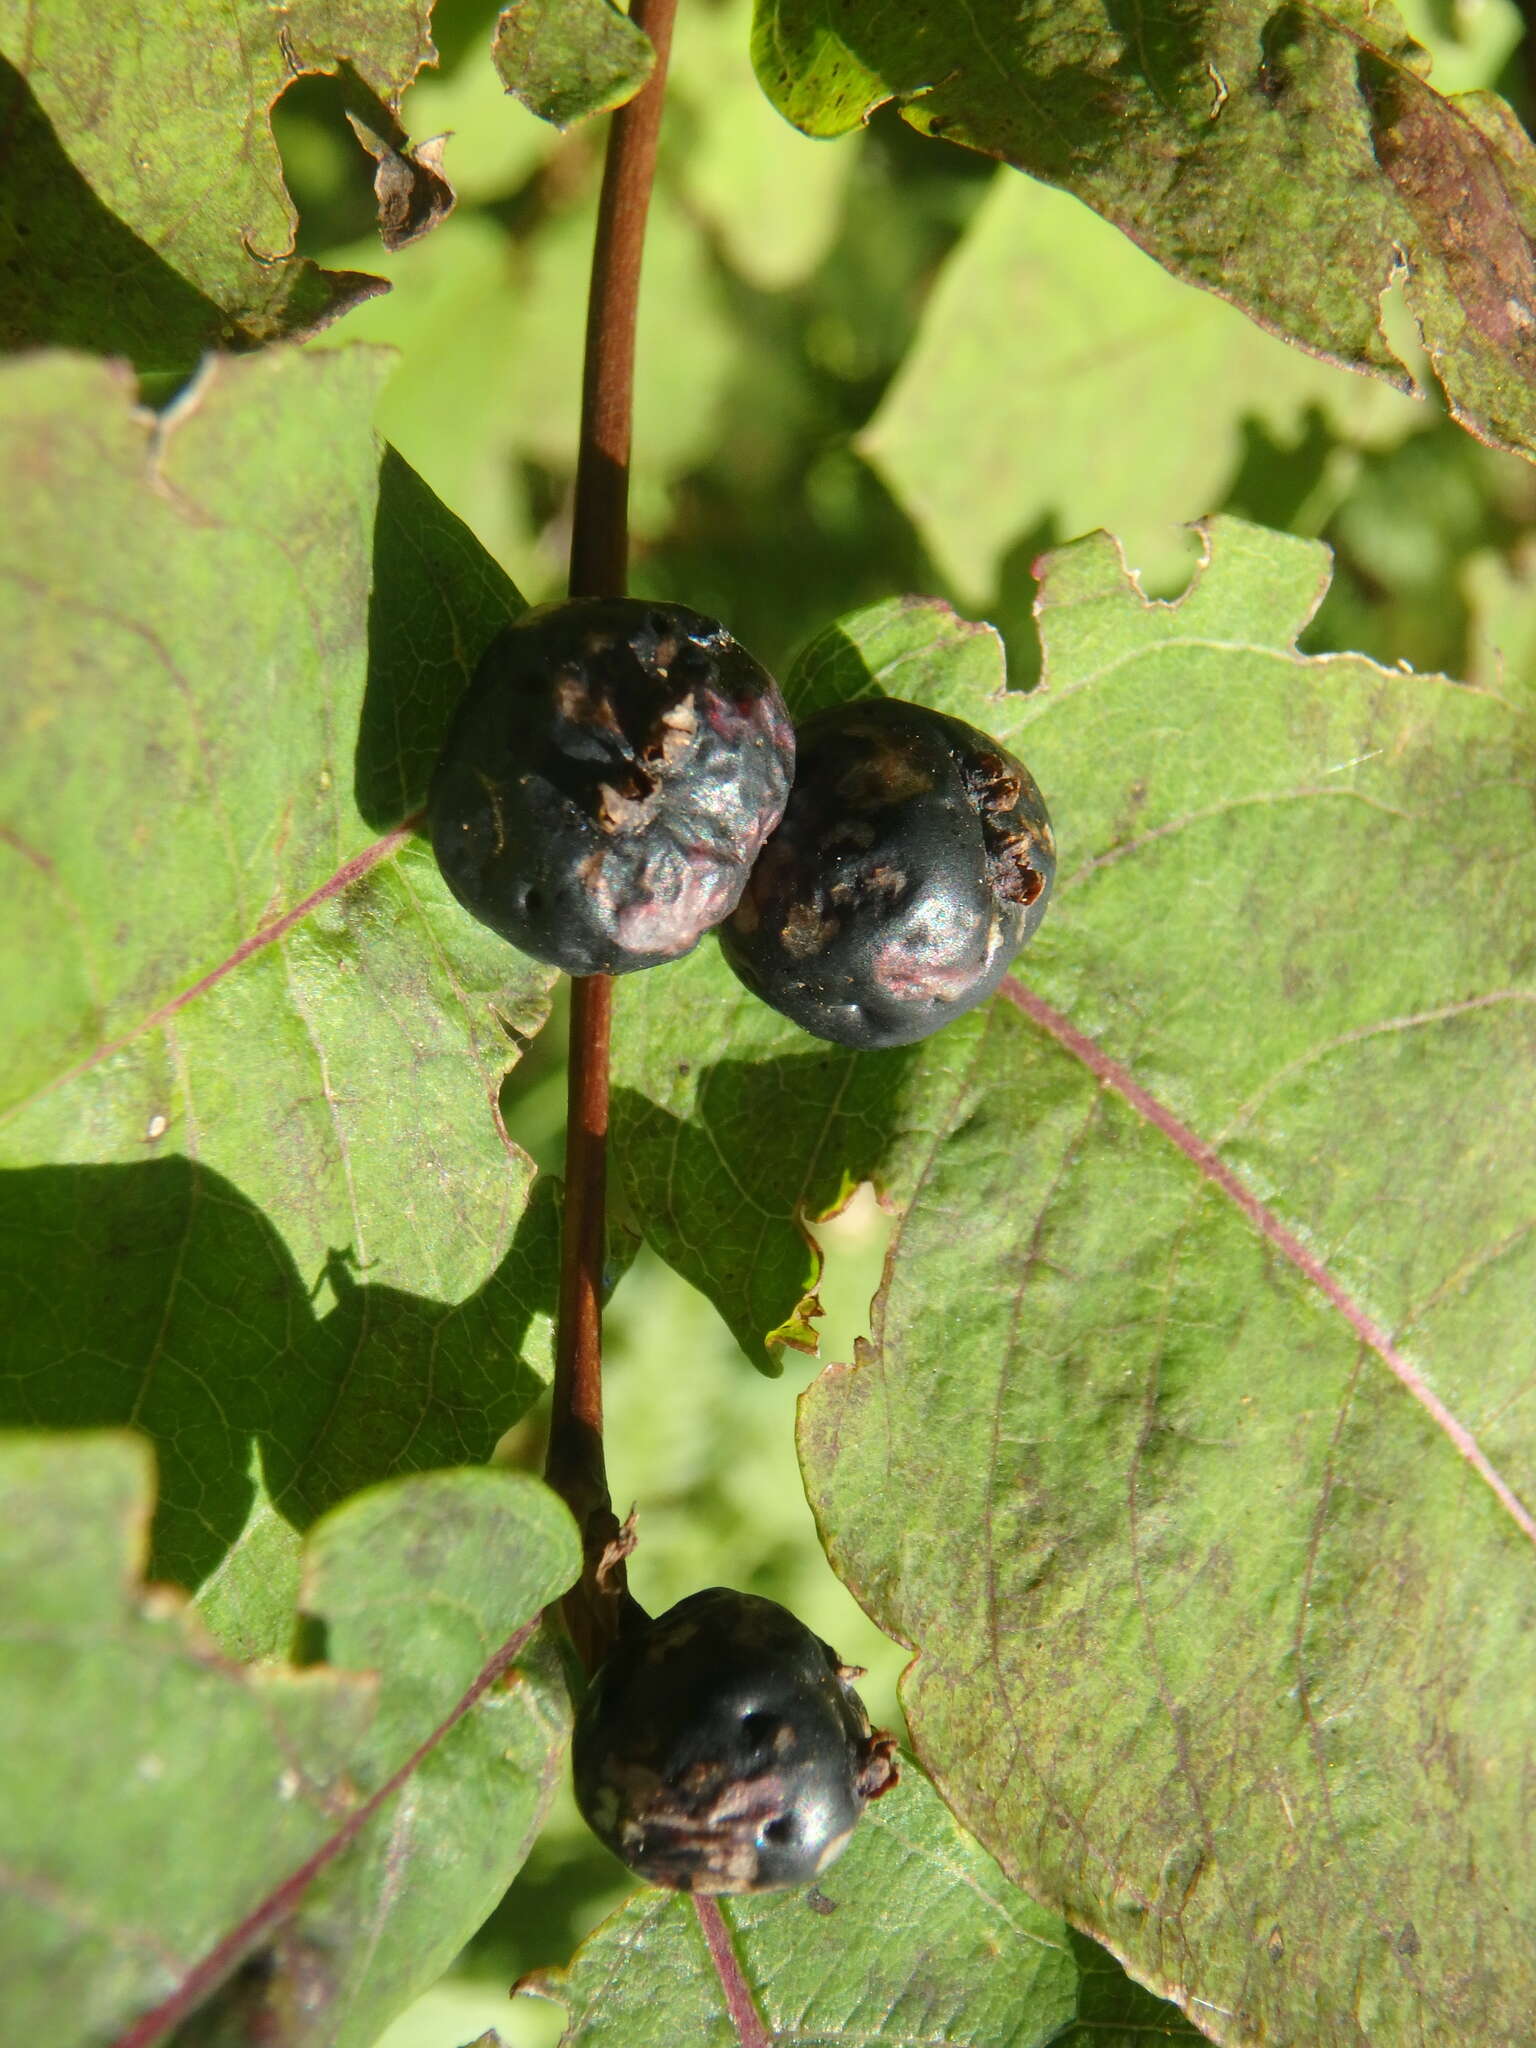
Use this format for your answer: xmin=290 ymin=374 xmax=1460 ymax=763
xmin=430 ymin=598 xmax=795 ymax=976
xmin=572 ymin=1587 xmax=899 ymax=1894
xmin=719 ymin=696 xmax=1054 ymax=1049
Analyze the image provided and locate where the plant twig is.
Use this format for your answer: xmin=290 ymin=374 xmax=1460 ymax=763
xmin=549 ymin=0 xmax=679 ymax=1675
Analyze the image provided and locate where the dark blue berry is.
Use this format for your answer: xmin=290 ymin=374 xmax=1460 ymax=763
xmin=720 ymin=697 xmax=1054 ymax=1048
xmin=430 ymin=599 xmax=794 ymax=976
xmin=572 ymin=1588 xmax=898 ymax=1893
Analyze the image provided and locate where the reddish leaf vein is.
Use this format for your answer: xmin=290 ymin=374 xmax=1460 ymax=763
xmin=1001 ymin=976 xmax=1536 ymax=1550
xmin=695 ymin=1896 xmax=773 ymax=2048
xmin=6 ymin=810 xmax=424 ymax=1121
xmin=111 ymin=1611 xmax=539 ymax=2048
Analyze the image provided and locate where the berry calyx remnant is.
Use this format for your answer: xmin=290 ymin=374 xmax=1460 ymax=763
xmin=572 ymin=1587 xmax=899 ymax=1893
xmin=430 ymin=598 xmax=795 ymax=976
xmin=720 ymin=696 xmax=1055 ymax=1048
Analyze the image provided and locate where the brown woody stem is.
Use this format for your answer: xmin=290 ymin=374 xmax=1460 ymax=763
xmin=549 ymin=0 xmax=679 ymax=1675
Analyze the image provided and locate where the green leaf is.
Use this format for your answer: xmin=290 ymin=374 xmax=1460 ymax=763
xmin=0 ymin=349 xmax=550 ymax=1315
xmin=614 ymin=522 xmax=1536 ymax=2038
xmin=862 ymin=170 xmax=1419 ymax=601
xmin=527 ymin=1763 xmax=1197 ymax=2043
xmin=751 ymin=0 xmax=1536 ymax=461
xmin=492 ymin=0 xmax=655 ymax=130
xmin=0 ymin=1436 xmax=577 ymax=2048
xmin=0 ymin=3 xmax=443 ymax=360
xmin=0 ymin=1160 xmax=561 ymax=1648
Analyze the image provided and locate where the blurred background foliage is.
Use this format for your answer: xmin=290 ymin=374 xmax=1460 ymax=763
xmin=270 ymin=0 xmax=1536 ymax=2037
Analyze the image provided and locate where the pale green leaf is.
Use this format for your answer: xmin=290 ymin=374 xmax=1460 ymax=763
xmin=0 ymin=2 xmax=444 ymax=358
xmin=863 ymin=171 xmax=1421 ymax=601
xmin=0 ymin=349 xmax=548 ymax=1316
xmin=669 ymin=0 xmax=853 ymax=291
xmin=319 ymin=182 xmax=739 ymax=580
xmin=1466 ymin=539 xmax=1536 ymax=689
xmin=751 ymin=0 xmax=1536 ymax=461
xmin=613 ymin=522 xmax=1536 ymax=2039
xmin=0 ymin=1438 xmax=576 ymax=2048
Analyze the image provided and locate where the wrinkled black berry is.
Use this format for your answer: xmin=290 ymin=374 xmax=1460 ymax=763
xmin=719 ymin=697 xmax=1054 ymax=1049
xmin=430 ymin=599 xmax=795 ymax=976
xmin=572 ymin=1588 xmax=899 ymax=1894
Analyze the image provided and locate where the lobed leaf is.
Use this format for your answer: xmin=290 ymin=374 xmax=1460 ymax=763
xmin=0 ymin=1161 xmax=562 ymax=1653
xmin=613 ymin=521 xmax=1536 ymax=2038
xmin=0 ymin=1437 xmax=577 ymax=2048
xmin=610 ymin=595 xmax=1021 ymax=1372
xmin=751 ymin=0 xmax=1536 ymax=462
xmin=0 ymin=1 xmax=449 ymax=360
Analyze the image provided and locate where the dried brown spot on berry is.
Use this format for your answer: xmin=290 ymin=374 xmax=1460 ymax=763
xmin=966 ymin=750 xmax=1023 ymax=813
xmin=597 ymin=775 xmax=656 ymax=834
xmin=990 ymin=831 xmax=1047 ymax=906
xmin=836 ymin=739 xmax=933 ymax=810
xmin=782 ymin=902 xmax=840 ymax=957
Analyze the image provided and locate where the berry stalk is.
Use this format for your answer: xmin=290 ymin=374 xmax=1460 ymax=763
xmin=549 ymin=0 xmax=678 ymax=1674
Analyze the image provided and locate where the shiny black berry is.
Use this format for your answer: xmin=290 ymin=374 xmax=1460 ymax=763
xmin=429 ymin=599 xmax=795 ymax=976
xmin=719 ymin=697 xmax=1054 ymax=1049
xmin=572 ymin=1588 xmax=899 ymax=1894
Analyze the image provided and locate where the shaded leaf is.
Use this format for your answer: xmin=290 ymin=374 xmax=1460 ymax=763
xmin=0 ymin=1437 xmax=577 ymax=2048
xmin=751 ymin=0 xmax=1536 ymax=460
xmin=527 ymin=1763 xmax=1196 ymax=2044
xmin=178 ymin=1473 xmax=578 ymax=2048
xmin=0 ymin=0 xmax=444 ymax=356
xmin=613 ymin=523 xmax=1536 ymax=2039
xmin=862 ymin=170 xmax=1419 ymax=601
xmin=492 ymin=0 xmax=655 ymax=130
xmin=0 ymin=349 xmax=547 ymax=1313
xmin=0 ymin=57 xmax=236 ymax=372
xmin=0 ymin=1160 xmax=561 ymax=1651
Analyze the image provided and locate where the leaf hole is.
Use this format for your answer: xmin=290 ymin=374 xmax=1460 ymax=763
xmin=269 ymin=71 xmax=386 ymax=255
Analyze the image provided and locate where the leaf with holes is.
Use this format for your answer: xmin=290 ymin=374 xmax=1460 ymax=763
xmin=0 ymin=1434 xmax=577 ymax=2048
xmin=527 ymin=1763 xmax=1199 ymax=2045
xmin=0 ymin=0 xmax=451 ymax=364
xmin=612 ymin=521 xmax=1536 ymax=2040
xmin=751 ymin=0 xmax=1536 ymax=461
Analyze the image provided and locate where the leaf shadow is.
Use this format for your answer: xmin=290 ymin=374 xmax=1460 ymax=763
xmin=352 ymin=447 xmax=529 ymax=829
xmin=0 ymin=54 xmax=231 ymax=372
xmin=611 ymin=1036 xmax=919 ymax=1376
xmin=0 ymin=1156 xmax=558 ymax=1591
